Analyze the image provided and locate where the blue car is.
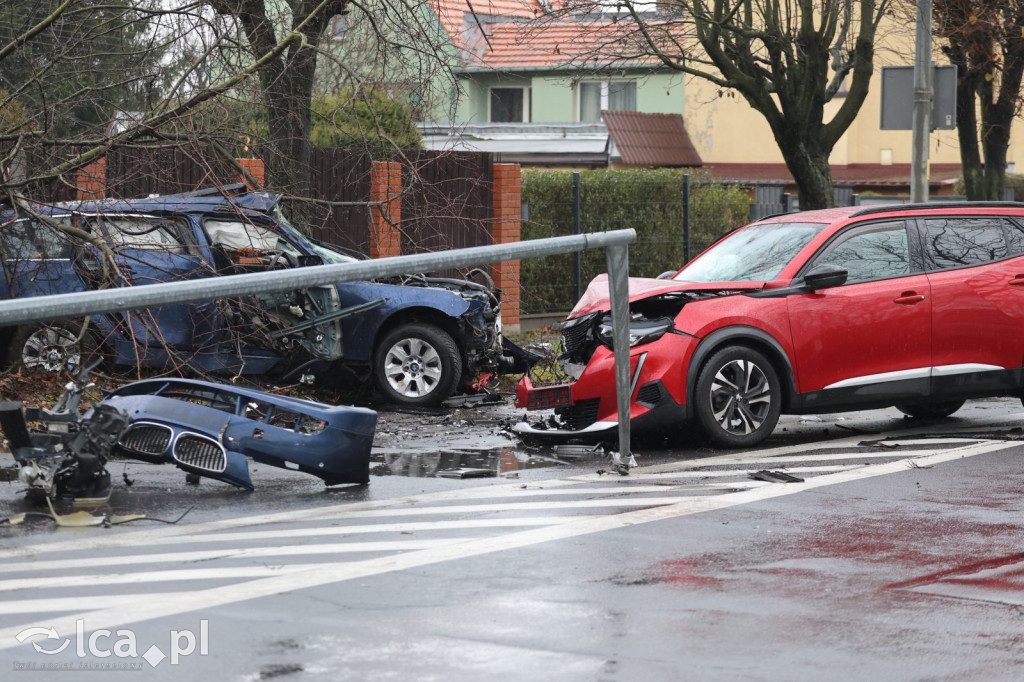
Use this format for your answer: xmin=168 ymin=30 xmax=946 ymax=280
xmin=0 ymin=187 xmax=533 ymax=406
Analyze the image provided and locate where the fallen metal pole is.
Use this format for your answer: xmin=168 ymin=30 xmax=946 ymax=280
xmin=0 ymin=228 xmax=638 ymax=470
xmin=606 ymin=241 xmax=635 ymax=472
xmin=0 ymin=230 xmax=636 ymax=326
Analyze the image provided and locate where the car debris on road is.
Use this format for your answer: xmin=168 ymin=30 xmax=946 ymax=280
xmin=0 ymin=361 xmax=377 ymax=507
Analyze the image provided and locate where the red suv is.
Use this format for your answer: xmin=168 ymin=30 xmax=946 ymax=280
xmin=514 ymin=203 xmax=1024 ymax=448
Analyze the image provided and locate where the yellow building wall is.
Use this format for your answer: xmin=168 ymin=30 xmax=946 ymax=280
xmin=682 ymin=16 xmax=1024 ymax=171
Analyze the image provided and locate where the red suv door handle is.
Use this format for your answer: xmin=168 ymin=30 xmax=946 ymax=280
xmin=1009 ymin=276 xmax=1024 ymax=286
xmin=894 ymin=292 xmax=926 ymax=305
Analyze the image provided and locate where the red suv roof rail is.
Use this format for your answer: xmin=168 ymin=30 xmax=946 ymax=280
xmin=850 ymin=201 xmax=1024 ymax=218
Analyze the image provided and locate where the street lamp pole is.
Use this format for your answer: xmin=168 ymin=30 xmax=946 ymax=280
xmin=911 ymin=0 xmax=933 ymax=203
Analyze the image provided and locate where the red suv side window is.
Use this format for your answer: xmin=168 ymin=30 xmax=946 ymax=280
xmin=812 ymin=221 xmax=911 ymax=284
xmin=922 ymin=217 xmax=1013 ymax=270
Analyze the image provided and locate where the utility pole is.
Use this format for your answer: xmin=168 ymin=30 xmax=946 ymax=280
xmin=911 ymin=0 xmax=933 ymax=203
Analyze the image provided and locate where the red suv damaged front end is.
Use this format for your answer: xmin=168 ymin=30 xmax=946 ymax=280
xmin=513 ymin=275 xmax=762 ymax=440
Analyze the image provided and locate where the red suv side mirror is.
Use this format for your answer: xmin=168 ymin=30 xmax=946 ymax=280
xmin=802 ymin=264 xmax=848 ymax=291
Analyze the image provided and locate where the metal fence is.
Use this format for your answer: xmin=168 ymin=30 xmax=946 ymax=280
xmin=520 ymin=173 xmax=751 ymax=314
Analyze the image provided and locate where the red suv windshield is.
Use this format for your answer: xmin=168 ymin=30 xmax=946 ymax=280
xmin=675 ymin=221 xmax=828 ymax=283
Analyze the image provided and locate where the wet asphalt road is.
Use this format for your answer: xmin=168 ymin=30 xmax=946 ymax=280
xmin=1 ymin=397 xmax=1023 ymax=680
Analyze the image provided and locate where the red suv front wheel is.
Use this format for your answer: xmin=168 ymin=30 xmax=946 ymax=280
xmin=694 ymin=345 xmax=782 ymax=448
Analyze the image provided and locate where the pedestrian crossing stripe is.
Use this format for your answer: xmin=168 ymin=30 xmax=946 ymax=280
xmin=0 ymin=438 xmax=1013 ymax=650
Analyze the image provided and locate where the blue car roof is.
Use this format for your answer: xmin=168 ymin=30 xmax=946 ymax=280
xmin=43 ymin=190 xmax=281 ymax=216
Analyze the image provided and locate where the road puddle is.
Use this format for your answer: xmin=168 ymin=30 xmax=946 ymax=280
xmin=369 ymin=447 xmax=571 ymax=478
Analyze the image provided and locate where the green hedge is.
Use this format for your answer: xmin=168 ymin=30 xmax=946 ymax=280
xmin=520 ymin=168 xmax=751 ymax=314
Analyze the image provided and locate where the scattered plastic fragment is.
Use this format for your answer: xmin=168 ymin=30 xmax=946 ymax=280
xmin=749 ymin=470 xmax=805 ymax=483
xmin=436 ymin=468 xmax=496 ymax=479
xmin=46 ymin=498 xmax=105 ymax=527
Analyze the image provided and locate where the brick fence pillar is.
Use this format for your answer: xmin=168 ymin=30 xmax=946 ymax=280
xmin=369 ymin=160 xmax=402 ymax=259
xmin=76 ymin=158 xmax=107 ymax=200
xmin=236 ymin=158 xmax=266 ymax=189
xmin=492 ymin=163 xmax=521 ymax=334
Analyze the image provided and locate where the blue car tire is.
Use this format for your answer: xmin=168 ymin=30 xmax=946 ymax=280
xmin=373 ymin=323 xmax=463 ymax=406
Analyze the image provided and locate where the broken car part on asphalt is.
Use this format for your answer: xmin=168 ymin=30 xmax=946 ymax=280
xmin=0 ymin=362 xmax=377 ymax=506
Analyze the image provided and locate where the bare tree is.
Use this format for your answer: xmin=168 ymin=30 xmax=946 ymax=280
xmin=203 ymin=1 xmax=347 ymax=198
xmin=0 ymin=0 xmax=313 ymax=201
xmin=530 ymin=1 xmax=889 ymax=209
xmin=0 ymin=0 xmax=492 ymax=381
xmin=932 ymin=0 xmax=1024 ymax=200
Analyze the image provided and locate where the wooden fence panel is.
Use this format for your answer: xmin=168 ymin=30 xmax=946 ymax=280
xmin=20 ymin=146 xmax=88 ymax=203
xmin=307 ymin=148 xmax=372 ymax=253
xmin=105 ymin=147 xmax=238 ymax=199
xmin=401 ymin=150 xmax=494 ymax=254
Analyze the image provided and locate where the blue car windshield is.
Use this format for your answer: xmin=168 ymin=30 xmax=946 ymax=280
xmin=674 ymin=222 xmax=828 ymax=283
xmin=270 ymin=205 xmax=357 ymax=264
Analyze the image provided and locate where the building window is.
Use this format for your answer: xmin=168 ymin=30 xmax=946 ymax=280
xmin=597 ymin=0 xmax=660 ymax=13
xmin=579 ymin=80 xmax=637 ymax=122
xmin=326 ymin=14 xmax=348 ymax=42
xmin=489 ymin=87 xmax=529 ymax=123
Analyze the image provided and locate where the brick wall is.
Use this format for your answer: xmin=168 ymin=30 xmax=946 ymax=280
xmin=237 ymin=158 xmax=266 ymax=189
xmin=491 ymin=163 xmax=521 ymax=333
xmin=369 ymin=160 xmax=402 ymax=259
xmin=75 ymin=159 xmax=107 ymax=200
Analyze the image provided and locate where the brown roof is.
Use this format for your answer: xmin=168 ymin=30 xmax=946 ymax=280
xmin=432 ymin=0 xmax=543 ymax=46
xmin=431 ymin=2 xmax=679 ymax=70
xmin=465 ymin=19 xmax=665 ymax=70
xmin=602 ymin=110 xmax=702 ymax=167
xmin=703 ymin=163 xmax=962 ymax=188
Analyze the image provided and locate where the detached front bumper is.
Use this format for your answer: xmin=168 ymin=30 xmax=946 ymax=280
xmin=512 ymin=333 xmax=695 ymax=440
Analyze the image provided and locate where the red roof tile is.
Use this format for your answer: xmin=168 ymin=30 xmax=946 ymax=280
xmin=465 ymin=19 xmax=665 ymax=69
xmin=430 ymin=2 xmax=678 ymax=70
xmin=433 ymin=0 xmax=545 ymax=47
xmin=603 ymin=110 xmax=702 ymax=166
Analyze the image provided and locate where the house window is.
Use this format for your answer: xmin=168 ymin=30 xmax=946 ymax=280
xmin=598 ymin=0 xmax=659 ymax=13
xmin=579 ymin=80 xmax=637 ymax=122
xmin=327 ymin=15 xmax=349 ymax=42
xmin=489 ymin=87 xmax=529 ymax=123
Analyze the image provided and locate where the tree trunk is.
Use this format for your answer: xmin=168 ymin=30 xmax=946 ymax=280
xmin=938 ymin=3 xmax=1024 ymax=202
xmin=225 ymin=0 xmax=333 ymax=198
xmin=774 ymin=125 xmax=836 ymax=210
xmin=981 ymin=120 xmax=1011 ymax=201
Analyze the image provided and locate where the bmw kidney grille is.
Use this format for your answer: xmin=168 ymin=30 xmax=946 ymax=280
xmin=172 ymin=433 xmax=227 ymax=473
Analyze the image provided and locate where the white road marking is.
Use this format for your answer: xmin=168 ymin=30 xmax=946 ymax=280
xmin=6 ymin=419 xmax=1018 ymax=560
xmin=0 ymin=480 xmax=578 ymax=559
xmin=0 ymin=567 xmax=297 ymax=592
xmin=0 ymin=594 xmax=186 ymax=616
xmin=0 ymin=438 xmax=1012 ymax=648
xmin=0 ymin=538 xmax=470 ymax=575
xmin=0 ymin=517 xmax=601 ymax=554
xmin=419 ymin=485 xmax=704 ymax=499
xmin=627 ymin=464 xmax=863 ymax=480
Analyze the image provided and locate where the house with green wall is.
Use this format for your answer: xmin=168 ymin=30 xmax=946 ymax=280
xmin=405 ymin=1 xmax=691 ymax=166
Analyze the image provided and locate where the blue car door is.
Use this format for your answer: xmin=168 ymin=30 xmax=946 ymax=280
xmin=0 ymin=215 xmax=89 ymax=299
xmin=83 ymin=214 xmax=218 ymax=354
